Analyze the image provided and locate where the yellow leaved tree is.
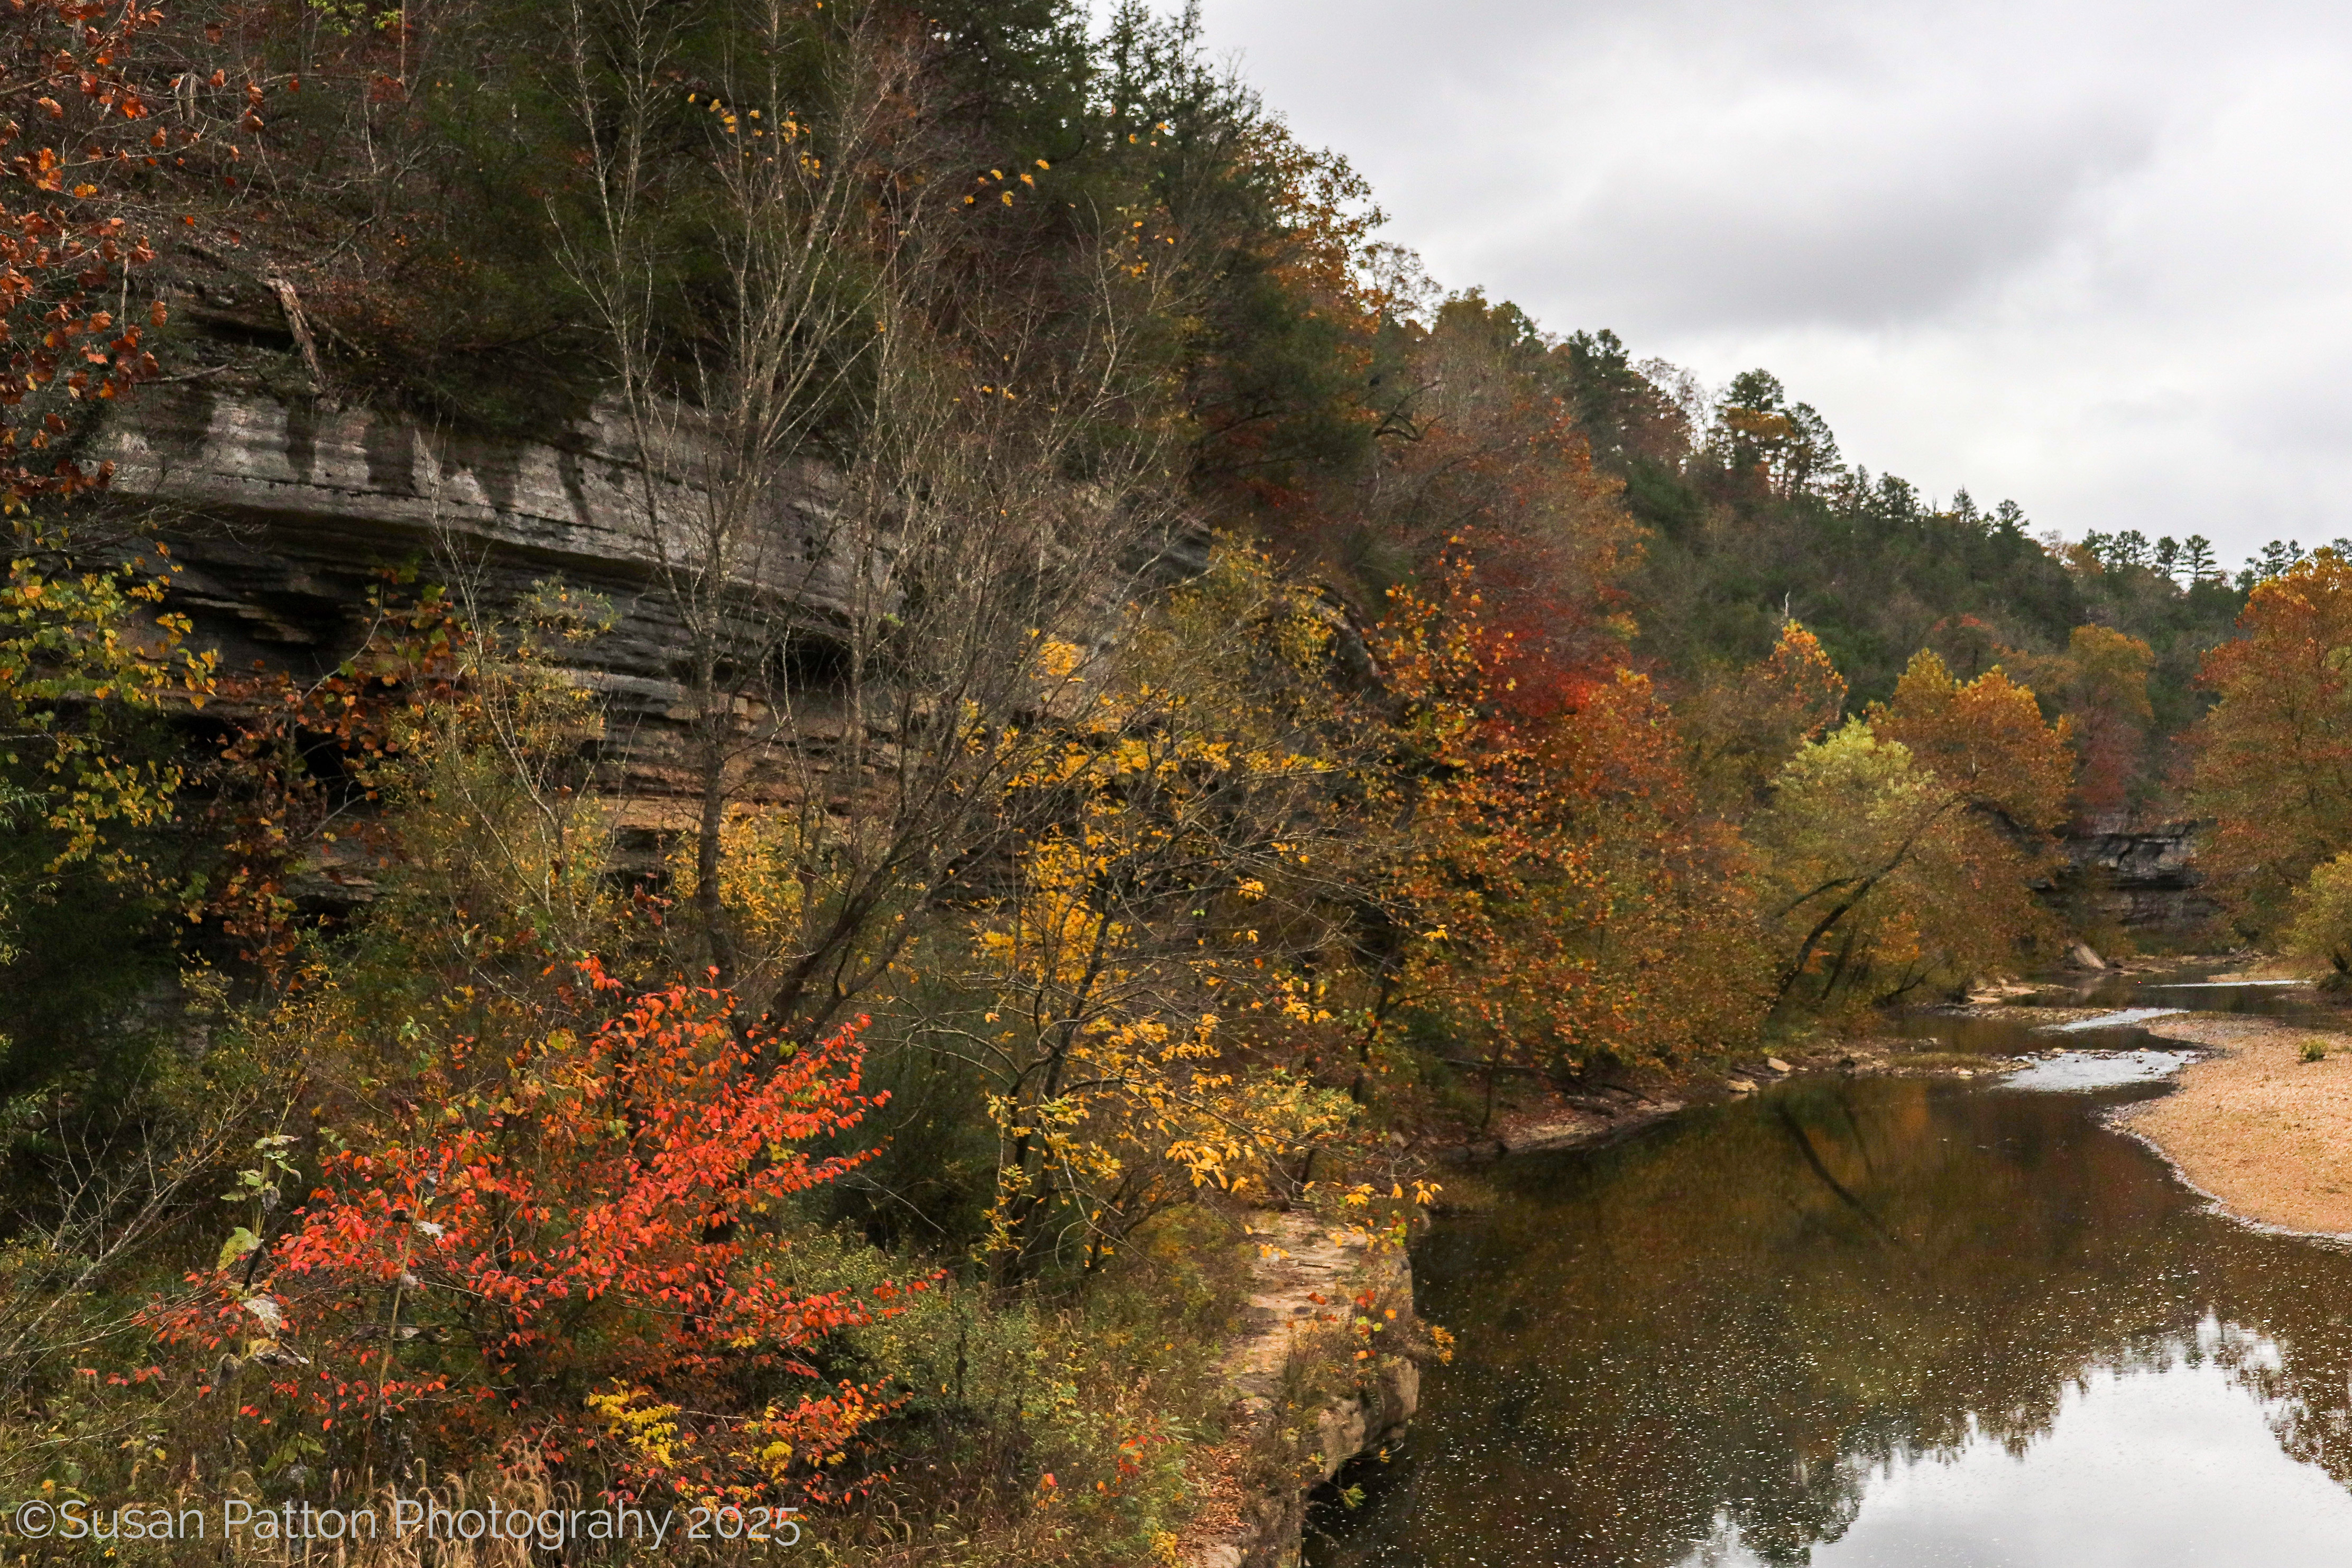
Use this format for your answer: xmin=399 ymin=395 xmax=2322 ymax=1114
xmin=1358 ymin=555 xmax=1770 ymax=1101
xmin=0 ymin=531 xmax=215 ymax=960
xmin=960 ymin=545 xmax=1370 ymax=1280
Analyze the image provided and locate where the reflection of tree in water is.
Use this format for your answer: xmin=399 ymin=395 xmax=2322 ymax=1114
xmin=1311 ymin=1077 xmax=2352 ymax=1567
xmin=2217 ymin=1300 xmax=2352 ymax=1488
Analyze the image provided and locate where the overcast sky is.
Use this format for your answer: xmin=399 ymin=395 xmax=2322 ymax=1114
xmin=1154 ymin=0 xmax=2352 ymax=567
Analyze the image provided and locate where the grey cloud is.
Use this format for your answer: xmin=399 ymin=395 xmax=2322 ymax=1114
xmin=1168 ymin=0 xmax=2352 ymax=559
xmin=1495 ymin=107 xmax=2162 ymax=334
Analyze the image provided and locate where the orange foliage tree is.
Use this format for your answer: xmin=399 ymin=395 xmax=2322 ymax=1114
xmin=151 ymin=963 xmax=914 ymax=1504
xmin=2191 ymin=548 xmax=2352 ymax=933
xmin=2049 ymin=624 xmax=2154 ymax=819
xmin=1368 ymin=556 xmax=1766 ymax=1091
xmin=1870 ymin=651 xmax=2074 ymax=838
xmin=1680 ymin=620 xmax=1849 ymax=816
xmin=2003 ymin=623 xmax=2156 ymax=821
xmin=1351 ymin=296 xmax=1646 ymax=707
xmin=0 ymin=0 xmax=231 ymax=506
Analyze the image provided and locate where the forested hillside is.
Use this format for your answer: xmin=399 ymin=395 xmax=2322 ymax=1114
xmin=0 ymin=1 xmax=2317 ymax=1563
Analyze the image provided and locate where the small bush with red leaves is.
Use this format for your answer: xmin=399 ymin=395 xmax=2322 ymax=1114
xmin=149 ymin=961 xmax=928 ymax=1505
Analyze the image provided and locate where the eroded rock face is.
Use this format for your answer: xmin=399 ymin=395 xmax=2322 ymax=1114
xmin=102 ymin=388 xmax=864 ymax=608
xmin=2063 ymin=819 xmax=2219 ymax=937
xmin=95 ymin=387 xmax=1212 ymax=824
xmin=95 ymin=386 xmax=868 ymax=807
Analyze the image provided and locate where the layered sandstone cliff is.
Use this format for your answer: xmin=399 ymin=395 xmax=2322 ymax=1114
xmin=94 ymin=385 xmax=871 ymax=814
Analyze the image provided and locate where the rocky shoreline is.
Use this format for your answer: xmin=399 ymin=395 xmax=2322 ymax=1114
xmin=1442 ymin=1040 xmax=2017 ymax=1166
xmin=1183 ymin=1213 xmax=1424 ymax=1568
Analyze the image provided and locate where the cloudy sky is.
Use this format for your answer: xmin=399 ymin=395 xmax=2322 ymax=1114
xmin=1158 ymin=0 xmax=2352 ymax=567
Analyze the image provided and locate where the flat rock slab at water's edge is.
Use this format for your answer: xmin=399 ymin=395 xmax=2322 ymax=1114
xmin=1183 ymin=1213 xmax=1419 ymax=1568
xmin=1495 ymin=1098 xmax=1687 ymax=1155
xmin=2123 ymin=1011 xmax=2352 ymax=1238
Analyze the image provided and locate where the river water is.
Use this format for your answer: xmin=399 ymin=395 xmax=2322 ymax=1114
xmin=1309 ymin=971 xmax=2352 ymax=1567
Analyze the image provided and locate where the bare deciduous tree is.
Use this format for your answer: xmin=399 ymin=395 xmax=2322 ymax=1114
xmin=552 ymin=0 xmax=1197 ymax=1040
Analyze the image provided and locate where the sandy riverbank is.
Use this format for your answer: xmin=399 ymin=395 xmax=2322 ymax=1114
xmin=2120 ymin=1009 xmax=2352 ymax=1236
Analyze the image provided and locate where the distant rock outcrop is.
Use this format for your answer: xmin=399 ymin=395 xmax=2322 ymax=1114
xmin=2063 ymin=817 xmax=2219 ymax=938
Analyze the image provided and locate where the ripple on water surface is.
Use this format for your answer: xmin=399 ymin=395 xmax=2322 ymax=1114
xmin=1308 ymin=1076 xmax=2352 ymax=1568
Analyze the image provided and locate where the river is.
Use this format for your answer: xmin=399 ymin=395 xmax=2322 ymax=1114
xmin=1309 ymin=970 xmax=2352 ymax=1566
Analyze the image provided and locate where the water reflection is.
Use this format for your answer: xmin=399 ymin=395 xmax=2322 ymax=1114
xmin=2015 ymin=970 xmax=2331 ymax=1022
xmin=1311 ymin=1077 xmax=2352 ymax=1566
xmin=1687 ymin=1328 xmax=2352 ymax=1567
